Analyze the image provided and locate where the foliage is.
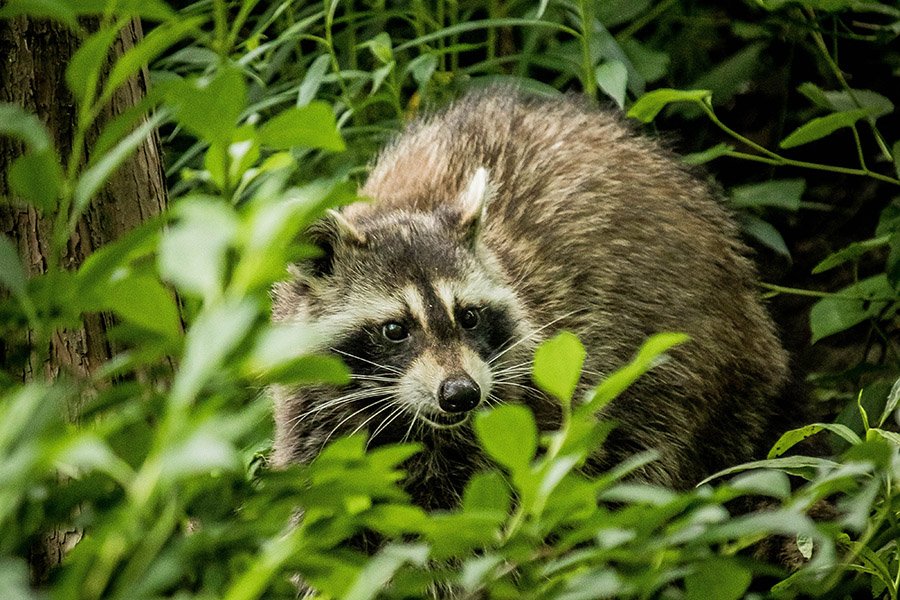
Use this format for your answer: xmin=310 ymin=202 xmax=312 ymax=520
xmin=0 ymin=0 xmax=898 ymax=598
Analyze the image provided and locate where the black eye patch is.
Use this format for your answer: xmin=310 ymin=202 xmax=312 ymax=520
xmin=464 ymin=306 xmax=518 ymax=362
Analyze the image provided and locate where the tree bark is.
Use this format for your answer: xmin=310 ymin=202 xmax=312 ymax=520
xmin=0 ymin=16 xmax=167 ymax=582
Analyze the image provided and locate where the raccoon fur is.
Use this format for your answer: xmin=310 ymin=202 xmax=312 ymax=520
xmin=271 ymin=88 xmax=792 ymax=510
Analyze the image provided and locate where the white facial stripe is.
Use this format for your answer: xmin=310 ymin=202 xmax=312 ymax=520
xmin=294 ymin=294 xmax=406 ymax=349
xmin=435 ymin=275 xmax=519 ymax=312
xmin=402 ymin=285 xmax=429 ymax=331
xmin=460 ymin=346 xmax=492 ymax=402
xmin=433 ymin=280 xmax=457 ymax=324
xmin=401 ymin=351 xmax=445 ymax=410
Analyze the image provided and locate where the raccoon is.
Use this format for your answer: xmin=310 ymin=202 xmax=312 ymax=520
xmin=271 ymin=88 xmax=792 ymax=510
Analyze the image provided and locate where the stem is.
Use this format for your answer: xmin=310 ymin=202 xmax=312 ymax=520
xmin=577 ymin=0 xmax=597 ymax=98
xmin=617 ymin=0 xmax=678 ymax=40
xmin=760 ymin=282 xmax=897 ymax=303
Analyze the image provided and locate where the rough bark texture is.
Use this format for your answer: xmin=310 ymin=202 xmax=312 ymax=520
xmin=0 ymin=16 xmax=167 ymax=582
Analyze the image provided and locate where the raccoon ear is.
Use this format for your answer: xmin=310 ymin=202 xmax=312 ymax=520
xmin=457 ymin=167 xmax=492 ymax=239
xmin=306 ymin=209 xmax=367 ymax=277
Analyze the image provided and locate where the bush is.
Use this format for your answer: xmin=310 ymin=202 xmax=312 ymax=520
xmin=0 ymin=0 xmax=898 ymax=598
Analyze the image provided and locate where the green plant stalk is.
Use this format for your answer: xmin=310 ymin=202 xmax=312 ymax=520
xmin=227 ymin=0 xmax=263 ymax=55
xmin=804 ymin=8 xmax=893 ymax=163
xmin=577 ymin=0 xmax=597 ymax=98
xmin=617 ymin=0 xmax=678 ymax=41
xmin=760 ymin=282 xmax=898 ymax=303
xmin=213 ymin=0 xmax=230 ymax=56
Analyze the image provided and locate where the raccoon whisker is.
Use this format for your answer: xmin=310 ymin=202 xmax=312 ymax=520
xmin=330 ymin=348 xmax=403 ymax=375
xmin=348 ymin=397 xmax=400 ymax=439
xmin=487 ymin=309 xmax=583 ymax=366
xmin=351 ymin=373 xmax=403 ymax=384
xmin=492 ymin=380 xmax=533 ymax=392
xmin=320 ymin=396 xmax=396 ymax=450
xmin=401 ymin=404 xmax=422 ymax=444
xmin=285 ymin=388 xmax=398 ymax=436
xmin=366 ymin=405 xmax=409 ymax=450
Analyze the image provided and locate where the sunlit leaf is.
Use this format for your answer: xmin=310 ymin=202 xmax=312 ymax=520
xmin=533 ymin=331 xmax=585 ymax=405
xmin=474 ymin=405 xmax=537 ymax=473
xmin=8 ymin=151 xmax=61 ymax=210
xmin=768 ymin=423 xmax=861 ymax=459
xmin=627 ymin=88 xmax=711 ymax=123
xmin=809 ymin=275 xmax=895 ymax=343
xmin=258 ymin=102 xmax=345 ymax=151
xmin=685 ymin=558 xmax=751 ymax=600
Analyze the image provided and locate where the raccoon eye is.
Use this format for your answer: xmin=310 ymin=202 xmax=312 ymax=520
xmin=459 ymin=308 xmax=480 ymax=330
xmin=381 ymin=321 xmax=409 ymax=342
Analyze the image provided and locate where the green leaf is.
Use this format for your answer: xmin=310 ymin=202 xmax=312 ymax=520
xmin=809 ymin=275 xmax=896 ymax=343
xmin=627 ymin=88 xmax=711 ymax=123
xmin=158 ymin=199 xmax=237 ymax=302
xmin=682 ymin=143 xmax=734 ymax=165
xmin=474 ymin=405 xmax=537 ymax=473
xmin=8 ymin=151 xmax=62 ymax=210
xmin=595 ymin=60 xmax=628 ymax=109
xmin=698 ymin=455 xmax=842 ymax=486
xmin=879 ymin=377 xmax=900 ymax=428
xmin=812 ymin=235 xmax=891 ymax=274
xmin=585 ymin=332 xmax=689 ymax=413
xmin=258 ymin=102 xmax=345 ymax=151
xmin=736 ymin=214 xmax=790 ymax=257
xmin=73 ymin=110 xmax=166 ymax=221
xmin=169 ymin=298 xmax=257 ymax=409
xmin=0 ymin=103 xmax=52 ymax=152
xmin=685 ymin=558 xmax=751 ymax=600
xmin=167 ymin=66 xmax=246 ymax=143
xmin=779 ymin=108 xmax=873 ymax=149
xmin=160 ymin=427 xmax=241 ymax=481
xmin=0 ymin=234 xmax=27 ymax=299
xmin=102 ymin=17 xmax=204 ymax=103
xmin=73 ymin=0 xmax=174 ymax=20
xmin=360 ymin=32 xmax=393 ymax=64
xmin=297 ymin=54 xmax=331 ymax=107
xmin=799 ymin=83 xmax=894 ymax=118
xmin=689 ymin=43 xmax=764 ymax=107
xmin=893 ymin=140 xmax=900 ymax=179
xmin=620 ymin=39 xmax=669 ymax=85
xmin=768 ymin=423 xmax=862 ymax=459
xmin=99 ymin=274 xmax=182 ymax=341
xmin=344 ymin=544 xmax=429 ymax=600
xmin=532 ymin=331 xmax=585 ymax=404
xmin=0 ymin=0 xmax=77 ymax=27
xmin=729 ymin=470 xmax=791 ymax=499
xmin=729 ymin=178 xmax=805 ymax=211
xmin=66 ymin=23 xmax=122 ymax=105
xmin=462 ymin=471 xmax=511 ymax=514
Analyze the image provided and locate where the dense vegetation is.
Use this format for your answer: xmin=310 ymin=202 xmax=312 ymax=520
xmin=0 ymin=0 xmax=898 ymax=598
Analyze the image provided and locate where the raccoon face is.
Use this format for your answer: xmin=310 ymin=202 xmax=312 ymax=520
xmin=279 ymin=169 xmax=536 ymax=442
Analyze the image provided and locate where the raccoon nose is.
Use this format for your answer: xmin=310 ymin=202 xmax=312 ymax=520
xmin=438 ymin=375 xmax=481 ymax=413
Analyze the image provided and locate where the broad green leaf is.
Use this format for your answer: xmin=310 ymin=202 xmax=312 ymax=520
xmin=8 ymin=151 xmax=61 ymax=210
xmin=595 ymin=60 xmax=628 ymax=109
xmin=812 ymin=235 xmax=891 ymax=273
xmin=799 ymin=83 xmax=894 ymax=118
xmin=73 ymin=110 xmax=165 ymax=220
xmin=682 ymin=143 xmax=733 ymax=165
xmin=100 ymin=274 xmax=182 ymax=341
xmin=0 ymin=234 xmax=27 ymax=299
xmin=297 ymin=54 xmax=331 ymax=107
xmin=66 ymin=23 xmax=122 ymax=105
xmin=0 ymin=0 xmax=77 ymax=27
xmin=729 ymin=178 xmax=805 ymax=211
xmin=689 ymin=43 xmax=764 ymax=107
xmin=158 ymin=199 xmax=238 ymax=302
xmin=406 ymin=54 xmax=438 ymax=88
xmin=685 ymin=558 xmax=751 ymax=600
xmin=462 ymin=471 xmax=511 ymax=514
xmin=474 ymin=404 xmax=537 ymax=473
xmin=736 ymin=214 xmax=790 ymax=257
xmin=809 ymin=274 xmax=895 ymax=343
xmin=77 ymin=217 xmax=161 ymax=290
xmin=532 ymin=331 xmax=585 ymax=405
xmin=620 ymin=39 xmax=669 ymax=84
xmin=0 ymin=558 xmax=40 ymax=600
xmin=73 ymin=0 xmax=174 ymax=20
xmin=596 ymin=0 xmax=651 ymax=27
xmin=258 ymin=102 xmax=345 ymax=151
xmin=868 ymin=428 xmax=900 ymax=446
xmin=343 ymin=544 xmax=429 ymax=600
xmin=0 ymin=103 xmax=52 ymax=152
xmin=729 ymin=469 xmax=791 ymax=499
xmin=879 ymin=377 xmax=900 ymax=428
xmin=360 ymin=32 xmax=393 ymax=64
xmin=169 ymin=298 xmax=257 ymax=409
xmin=627 ymin=88 xmax=711 ymax=123
xmin=167 ymin=66 xmax=246 ymax=143
xmin=779 ymin=108 xmax=872 ymax=149
xmin=102 ymin=17 xmax=204 ymax=103
xmin=768 ymin=423 xmax=862 ymax=459
xmin=160 ymin=428 xmax=241 ymax=481
xmin=585 ymin=332 xmax=689 ymax=413
xmin=697 ymin=455 xmax=842 ymax=486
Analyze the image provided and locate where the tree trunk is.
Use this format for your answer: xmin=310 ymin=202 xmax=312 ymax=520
xmin=0 ymin=16 xmax=167 ymax=583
